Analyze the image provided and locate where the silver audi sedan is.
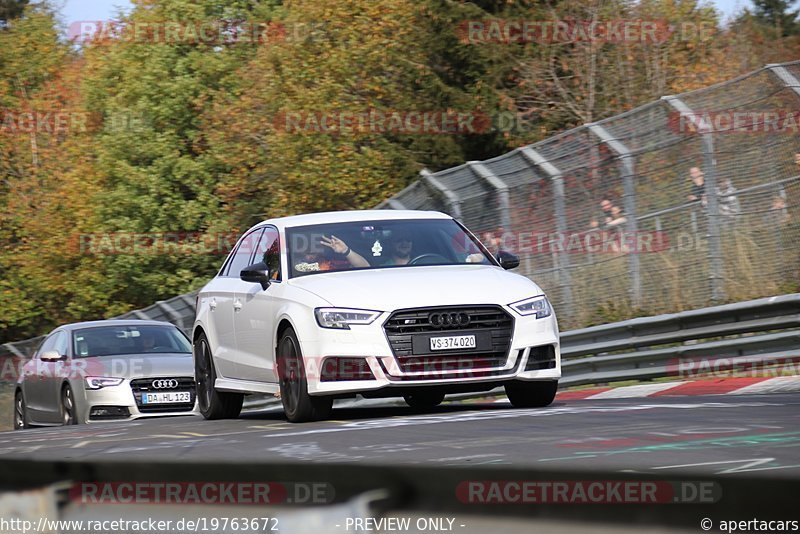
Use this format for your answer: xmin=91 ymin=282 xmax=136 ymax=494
xmin=14 ymin=320 xmax=198 ymax=428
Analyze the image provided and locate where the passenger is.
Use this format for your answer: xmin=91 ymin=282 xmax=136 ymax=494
xmin=294 ymin=234 xmax=369 ymax=273
xmin=319 ymin=234 xmax=370 ymax=268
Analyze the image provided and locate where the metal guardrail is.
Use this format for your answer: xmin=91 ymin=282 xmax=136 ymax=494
xmin=560 ymin=293 xmax=800 ymax=387
xmin=3 ymin=294 xmax=798 ymax=394
xmin=112 ymin=291 xmax=199 ymax=334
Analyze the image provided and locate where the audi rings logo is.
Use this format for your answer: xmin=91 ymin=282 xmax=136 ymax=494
xmin=152 ymin=379 xmax=178 ymax=389
xmin=429 ymin=311 xmax=471 ymax=328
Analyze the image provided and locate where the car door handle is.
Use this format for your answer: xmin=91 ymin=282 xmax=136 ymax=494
xmin=233 ymin=299 xmax=242 ymax=312
xmin=209 ymin=298 xmax=217 ymax=311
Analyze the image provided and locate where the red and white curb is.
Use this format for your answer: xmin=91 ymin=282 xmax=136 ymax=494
xmin=553 ymin=375 xmax=800 ymax=401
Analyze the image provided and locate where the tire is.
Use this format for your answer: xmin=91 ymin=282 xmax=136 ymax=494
xmin=61 ymin=384 xmax=80 ymax=425
xmin=277 ymin=327 xmax=332 ymax=423
xmin=505 ymin=380 xmax=558 ymax=408
xmin=13 ymin=390 xmax=28 ymax=430
xmin=194 ymin=333 xmax=243 ymax=420
xmin=403 ymin=391 xmax=445 ymax=409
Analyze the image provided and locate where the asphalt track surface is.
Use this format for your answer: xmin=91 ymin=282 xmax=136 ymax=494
xmin=2 ymin=393 xmax=799 ymax=477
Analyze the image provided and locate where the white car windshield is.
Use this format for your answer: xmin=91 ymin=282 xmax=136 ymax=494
xmin=72 ymin=325 xmax=192 ymax=357
xmin=286 ymin=218 xmax=494 ymax=278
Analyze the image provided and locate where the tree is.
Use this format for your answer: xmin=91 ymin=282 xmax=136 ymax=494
xmin=751 ymin=0 xmax=800 ymax=36
xmin=75 ymin=0 xmax=274 ymax=316
xmin=506 ymin=0 xmax=726 ymax=140
xmin=207 ymin=0 xmax=478 ymax=228
xmin=0 ymin=0 xmax=27 ymax=26
xmin=0 ymin=4 xmax=80 ymax=341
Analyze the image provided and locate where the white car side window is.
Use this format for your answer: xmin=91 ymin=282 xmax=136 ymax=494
xmin=52 ymin=331 xmax=69 ymax=357
xmin=255 ymin=227 xmax=281 ymax=281
xmin=35 ymin=333 xmax=58 ymax=359
xmin=225 ymin=229 xmax=263 ymax=277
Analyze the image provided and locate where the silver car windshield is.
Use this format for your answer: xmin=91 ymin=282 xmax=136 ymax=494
xmin=72 ymin=325 xmax=192 ymax=357
xmin=286 ymin=218 xmax=494 ymax=278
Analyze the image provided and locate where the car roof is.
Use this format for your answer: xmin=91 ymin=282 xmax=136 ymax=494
xmin=54 ymin=319 xmax=178 ymax=333
xmin=255 ymin=210 xmax=452 ymax=230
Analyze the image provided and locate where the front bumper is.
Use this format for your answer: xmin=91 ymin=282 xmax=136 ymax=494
xmin=300 ymin=305 xmax=561 ymax=396
xmin=79 ymin=377 xmax=199 ymax=423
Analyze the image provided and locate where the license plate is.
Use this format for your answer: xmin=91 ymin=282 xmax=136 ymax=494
xmin=430 ymin=335 xmax=476 ymax=351
xmin=142 ymin=392 xmax=191 ymax=404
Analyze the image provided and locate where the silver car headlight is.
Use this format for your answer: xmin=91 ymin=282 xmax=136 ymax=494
xmin=509 ymin=295 xmax=552 ymax=318
xmin=84 ymin=377 xmax=124 ymax=390
xmin=315 ymin=308 xmax=382 ymax=329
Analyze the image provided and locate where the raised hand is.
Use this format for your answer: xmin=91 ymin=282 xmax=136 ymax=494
xmin=319 ymin=235 xmax=349 ymax=255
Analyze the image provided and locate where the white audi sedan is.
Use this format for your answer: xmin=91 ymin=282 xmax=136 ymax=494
xmin=193 ymin=210 xmax=560 ymax=422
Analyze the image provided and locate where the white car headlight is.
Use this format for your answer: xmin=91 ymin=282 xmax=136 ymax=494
xmin=315 ymin=308 xmax=382 ymax=330
xmin=84 ymin=377 xmax=124 ymax=390
xmin=509 ymin=295 xmax=552 ymax=318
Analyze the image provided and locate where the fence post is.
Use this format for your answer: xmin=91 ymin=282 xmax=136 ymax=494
xmin=520 ymin=146 xmax=574 ymax=316
xmin=663 ymin=96 xmax=726 ymax=303
xmin=421 ymin=169 xmax=463 ymax=221
xmin=375 ymin=178 xmax=423 ymax=210
xmin=467 ymin=162 xmax=512 ymax=232
xmin=155 ymin=300 xmax=186 ymax=333
xmin=2 ymin=342 xmax=27 ymax=359
xmin=586 ymin=124 xmax=642 ymax=307
xmin=385 ymin=199 xmax=407 ymax=210
xmin=766 ymin=64 xmax=800 ymax=99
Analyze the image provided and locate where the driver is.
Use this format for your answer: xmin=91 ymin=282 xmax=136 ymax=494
xmin=140 ymin=334 xmax=157 ymax=352
xmin=382 ymin=229 xmax=414 ymax=266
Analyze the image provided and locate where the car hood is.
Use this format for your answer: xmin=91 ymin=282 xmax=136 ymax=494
xmin=288 ymin=265 xmax=543 ymax=310
xmin=75 ymin=353 xmax=194 ymax=380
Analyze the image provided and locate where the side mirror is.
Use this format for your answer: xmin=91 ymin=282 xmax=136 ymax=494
xmin=241 ymin=261 xmax=274 ymax=290
xmin=496 ymin=250 xmax=520 ymax=270
xmin=40 ymin=350 xmax=64 ymax=362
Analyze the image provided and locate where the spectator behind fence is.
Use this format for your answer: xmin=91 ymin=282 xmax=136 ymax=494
xmin=766 ymin=193 xmax=791 ymax=227
xmin=794 ymin=152 xmax=800 ymax=172
xmin=717 ymin=178 xmax=741 ymax=217
xmin=589 ymin=197 xmax=617 ymax=229
xmin=687 ymin=167 xmax=706 ymax=206
xmin=604 ymin=205 xmax=627 ymax=228
xmin=481 ymin=229 xmax=504 ymax=255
